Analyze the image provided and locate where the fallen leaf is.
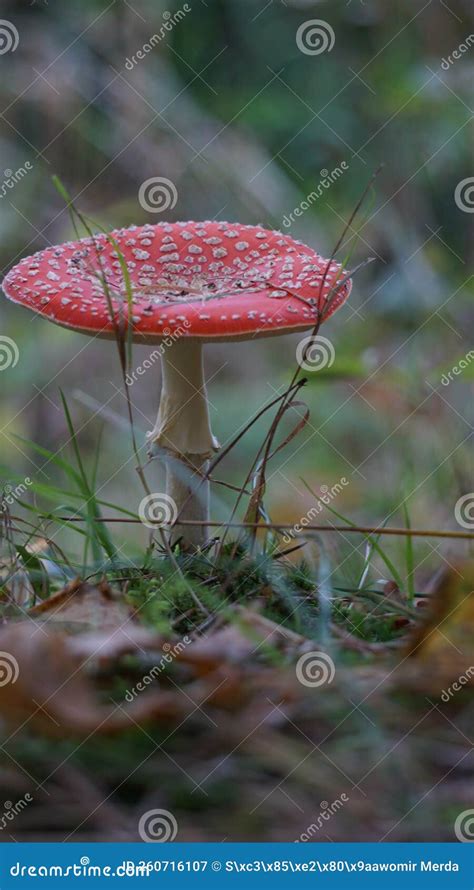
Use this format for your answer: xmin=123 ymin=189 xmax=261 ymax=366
xmin=28 ymin=578 xmax=135 ymax=631
xmin=177 ymin=604 xmax=304 ymax=674
xmin=177 ymin=625 xmax=256 ymax=672
xmin=0 ymin=622 xmax=185 ymax=736
xmin=67 ymin=625 xmax=165 ymax=662
xmin=400 ymin=560 xmax=474 ymax=693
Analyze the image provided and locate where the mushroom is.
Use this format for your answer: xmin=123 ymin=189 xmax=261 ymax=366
xmin=2 ymin=221 xmax=351 ymax=550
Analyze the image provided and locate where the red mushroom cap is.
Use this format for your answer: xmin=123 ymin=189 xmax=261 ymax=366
xmin=2 ymin=221 xmax=351 ymax=342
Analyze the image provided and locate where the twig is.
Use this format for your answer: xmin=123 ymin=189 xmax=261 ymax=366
xmin=8 ymin=515 xmax=474 ymax=540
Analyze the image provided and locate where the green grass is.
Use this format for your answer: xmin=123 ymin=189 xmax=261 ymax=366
xmin=1 ymin=392 xmax=471 ymax=843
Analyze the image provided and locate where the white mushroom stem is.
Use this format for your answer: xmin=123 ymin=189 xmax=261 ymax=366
xmin=147 ymin=338 xmax=218 ymax=550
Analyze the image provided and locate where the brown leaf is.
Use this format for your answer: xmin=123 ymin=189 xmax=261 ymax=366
xmin=0 ymin=622 xmax=184 ymax=736
xmin=400 ymin=560 xmax=474 ymax=693
xmin=67 ymin=625 xmax=165 ymax=662
xmin=177 ymin=605 xmax=304 ymax=673
xmin=28 ymin=578 xmax=134 ymax=631
xmin=177 ymin=625 xmax=257 ymax=673
xmin=28 ymin=578 xmax=172 ymax=666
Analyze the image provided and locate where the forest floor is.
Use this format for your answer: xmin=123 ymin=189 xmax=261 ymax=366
xmin=0 ymin=541 xmax=472 ymax=843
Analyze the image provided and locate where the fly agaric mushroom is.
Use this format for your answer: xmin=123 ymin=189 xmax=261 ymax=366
xmin=2 ymin=221 xmax=351 ymax=549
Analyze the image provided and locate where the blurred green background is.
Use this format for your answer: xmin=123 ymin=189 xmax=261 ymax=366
xmin=0 ymin=0 xmax=472 ymax=580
